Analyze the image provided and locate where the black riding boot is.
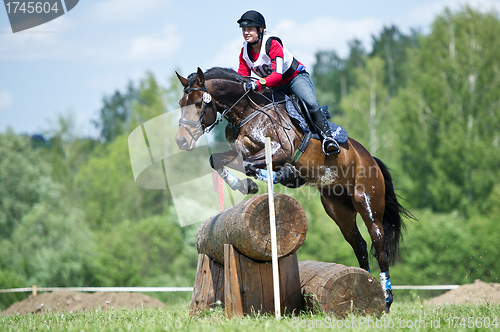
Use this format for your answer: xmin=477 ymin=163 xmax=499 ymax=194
xmin=310 ymin=108 xmax=340 ymax=156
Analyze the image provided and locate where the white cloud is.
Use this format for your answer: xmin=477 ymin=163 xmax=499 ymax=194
xmin=90 ymin=0 xmax=171 ymax=23
xmin=212 ymin=0 xmax=500 ymax=71
xmin=395 ymin=0 xmax=500 ymax=33
xmin=211 ymin=17 xmax=384 ymax=73
xmin=0 ymin=0 xmax=175 ymax=63
xmin=209 ymin=38 xmax=242 ymax=71
xmin=0 ymin=91 xmax=14 ymax=111
xmin=82 ymin=69 xmax=147 ymax=94
xmin=273 ymin=17 xmax=383 ymax=66
xmin=0 ymin=30 xmax=60 ymax=61
xmin=0 ymin=14 xmax=78 ymax=61
xmin=128 ymin=24 xmax=182 ymax=61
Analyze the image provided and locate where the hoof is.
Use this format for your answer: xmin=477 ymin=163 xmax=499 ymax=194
xmin=238 ymin=178 xmax=259 ymax=195
xmin=277 ymin=163 xmax=305 ymax=188
xmin=281 ymin=163 xmax=302 ymax=178
xmin=384 ymin=289 xmax=394 ymax=313
xmin=244 ymin=162 xmax=257 ymax=177
xmin=279 ymin=177 xmax=306 ymax=188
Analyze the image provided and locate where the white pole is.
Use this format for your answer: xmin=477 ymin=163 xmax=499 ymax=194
xmin=265 ymin=137 xmax=281 ymax=320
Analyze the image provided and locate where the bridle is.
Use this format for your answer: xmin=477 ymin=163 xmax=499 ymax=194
xmin=178 ymin=84 xmax=218 ymax=141
xmin=178 ymin=76 xmax=300 ymax=159
xmin=178 ymin=81 xmax=250 ymax=141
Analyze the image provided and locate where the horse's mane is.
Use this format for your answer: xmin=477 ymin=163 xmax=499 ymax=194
xmin=187 ymin=67 xmax=250 ymax=86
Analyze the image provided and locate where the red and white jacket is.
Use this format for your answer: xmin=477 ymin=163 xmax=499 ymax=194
xmin=238 ymin=34 xmax=305 ymax=90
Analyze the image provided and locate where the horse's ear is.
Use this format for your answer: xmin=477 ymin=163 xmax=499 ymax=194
xmin=176 ymin=71 xmax=188 ymax=88
xmin=196 ymin=67 xmax=205 ymax=86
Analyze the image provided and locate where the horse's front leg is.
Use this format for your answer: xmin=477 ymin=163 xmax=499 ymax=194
xmin=242 ymin=147 xmax=301 ymax=186
xmin=209 ymin=150 xmax=259 ymax=195
xmin=209 ymin=145 xmax=301 ymax=194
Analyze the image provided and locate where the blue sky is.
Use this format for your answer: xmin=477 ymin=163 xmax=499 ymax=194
xmin=1 ymin=0 xmax=499 ymax=137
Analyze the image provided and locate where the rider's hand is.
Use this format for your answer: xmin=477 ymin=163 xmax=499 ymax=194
xmin=244 ymin=81 xmax=258 ymax=92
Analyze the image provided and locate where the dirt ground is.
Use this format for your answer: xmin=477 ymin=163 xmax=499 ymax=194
xmin=1 ymin=291 xmax=166 ymax=316
xmin=2 ymin=279 xmax=500 ymax=315
xmin=425 ymin=279 xmax=500 ymax=305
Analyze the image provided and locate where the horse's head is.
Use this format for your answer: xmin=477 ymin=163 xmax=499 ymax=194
xmin=175 ymin=68 xmax=218 ymax=151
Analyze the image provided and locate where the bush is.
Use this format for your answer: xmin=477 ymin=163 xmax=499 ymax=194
xmin=390 ymin=210 xmax=500 ymax=285
xmin=8 ymin=202 xmax=99 ymax=287
xmin=0 ymin=265 xmax=28 ymax=311
xmin=94 ymin=211 xmax=197 ymax=287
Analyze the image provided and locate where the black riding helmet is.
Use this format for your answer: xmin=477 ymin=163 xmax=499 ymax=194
xmin=238 ymin=10 xmax=265 ymax=45
xmin=237 ymin=10 xmax=266 ymax=29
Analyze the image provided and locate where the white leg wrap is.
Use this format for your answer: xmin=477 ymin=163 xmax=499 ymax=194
xmin=255 ymin=169 xmax=278 ymax=183
xmin=379 ymin=272 xmax=392 ymax=299
xmin=219 ymin=169 xmax=241 ymax=191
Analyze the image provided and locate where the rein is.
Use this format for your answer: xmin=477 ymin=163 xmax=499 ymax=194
xmin=179 ymin=80 xmax=251 ymax=138
xmin=179 ymin=77 xmax=255 ymax=139
xmin=180 ymin=74 xmax=309 ymax=165
xmin=180 ymin=76 xmax=299 ymax=154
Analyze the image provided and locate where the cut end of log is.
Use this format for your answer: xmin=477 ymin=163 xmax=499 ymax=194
xmin=299 ymin=261 xmax=385 ymax=318
xmin=245 ymin=194 xmax=308 ymax=259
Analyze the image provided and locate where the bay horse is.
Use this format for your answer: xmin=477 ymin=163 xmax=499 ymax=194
xmin=175 ymin=67 xmax=412 ymax=313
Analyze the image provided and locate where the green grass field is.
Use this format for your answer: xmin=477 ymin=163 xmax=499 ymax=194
xmin=1 ymin=300 xmax=499 ymax=331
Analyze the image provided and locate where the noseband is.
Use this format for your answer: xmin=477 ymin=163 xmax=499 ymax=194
xmin=178 ymin=84 xmax=220 ymax=141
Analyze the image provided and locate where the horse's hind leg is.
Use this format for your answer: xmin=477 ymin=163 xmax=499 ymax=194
xmin=320 ymin=191 xmax=370 ymax=271
xmin=352 ymin=183 xmax=393 ymax=312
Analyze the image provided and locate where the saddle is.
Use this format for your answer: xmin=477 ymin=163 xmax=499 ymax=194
xmin=284 ymin=94 xmax=349 ymax=144
xmin=269 ymin=93 xmax=347 ymax=164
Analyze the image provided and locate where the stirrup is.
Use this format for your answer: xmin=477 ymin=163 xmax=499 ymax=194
xmin=322 ymin=137 xmax=340 ymax=156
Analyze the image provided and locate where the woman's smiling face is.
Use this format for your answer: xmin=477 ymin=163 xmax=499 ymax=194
xmin=242 ymin=27 xmax=260 ymax=44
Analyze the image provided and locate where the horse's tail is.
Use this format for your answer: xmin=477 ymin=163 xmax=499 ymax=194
xmin=373 ymin=157 xmax=414 ymax=264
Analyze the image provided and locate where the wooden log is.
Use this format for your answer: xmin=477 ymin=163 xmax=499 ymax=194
xmin=196 ymin=193 xmax=307 ymax=265
xmin=299 ymin=261 xmax=385 ymax=318
xmin=224 ymin=244 xmax=303 ymax=317
xmin=189 ymin=254 xmax=224 ymax=314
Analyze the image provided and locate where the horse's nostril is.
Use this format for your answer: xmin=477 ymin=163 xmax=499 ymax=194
xmin=176 ymin=136 xmax=189 ymax=149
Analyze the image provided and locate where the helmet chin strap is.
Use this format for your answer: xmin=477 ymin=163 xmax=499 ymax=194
xmin=249 ymin=29 xmax=263 ymax=46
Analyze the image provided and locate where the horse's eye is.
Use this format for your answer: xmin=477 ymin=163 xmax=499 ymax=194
xmin=195 ymin=102 xmax=202 ymax=108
